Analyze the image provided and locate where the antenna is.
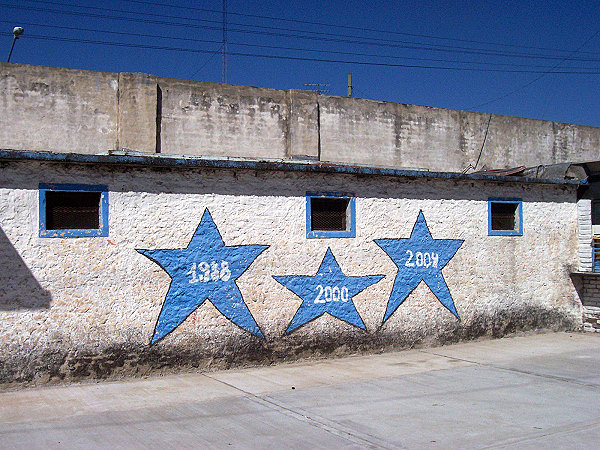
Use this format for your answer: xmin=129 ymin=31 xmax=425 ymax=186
xmin=7 ymin=26 xmax=24 ymax=63
xmin=304 ymin=83 xmax=330 ymax=95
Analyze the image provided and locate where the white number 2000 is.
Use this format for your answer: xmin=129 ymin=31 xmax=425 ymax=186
xmin=314 ymin=285 xmax=349 ymax=303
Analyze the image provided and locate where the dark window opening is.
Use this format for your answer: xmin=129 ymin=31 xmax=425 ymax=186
xmin=490 ymin=202 xmax=518 ymax=231
xmin=46 ymin=191 xmax=101 ymax=230
xmin=310 ymin=197 xmax=349 ymax=231
xmin=592 ymin=200 xmax=600 ymax=225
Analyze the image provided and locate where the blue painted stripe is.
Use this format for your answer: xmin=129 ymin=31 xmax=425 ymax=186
xmin=0 ymin=150 xmax=584 ymax=186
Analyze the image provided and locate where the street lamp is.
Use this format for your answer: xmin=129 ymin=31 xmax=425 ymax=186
xmin=7 ymin=27 xmax=24 ymax=63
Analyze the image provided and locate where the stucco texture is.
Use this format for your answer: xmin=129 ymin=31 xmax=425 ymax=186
xmin=0 ymin=161 xmax=582 ymax=386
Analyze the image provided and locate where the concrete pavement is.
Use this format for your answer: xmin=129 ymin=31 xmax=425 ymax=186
xmin=1 ymin=331 xmax=599 ymax=449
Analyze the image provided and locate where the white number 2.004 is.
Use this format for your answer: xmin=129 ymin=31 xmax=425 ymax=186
xmin=404 ymin=250 xmax=439 ymax=268
xmin=314 ymin=285 xmax=349 ymax=303
xmin=187 ymin=260 xmax=231 ymax=283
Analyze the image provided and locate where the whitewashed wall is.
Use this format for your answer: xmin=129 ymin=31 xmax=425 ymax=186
xmin=0 ymin=160 xmax=582 ymax=385
xmin=577 ymin=199 xmax=593 ymax=272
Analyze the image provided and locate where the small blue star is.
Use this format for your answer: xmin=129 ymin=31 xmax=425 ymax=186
xmin=274 ymin=248 xmax=384 ymax=334
xmin=375 ymin=211 xmax=464 ymax=323
xmin=137 ymin=209 xmax=268 ymax=343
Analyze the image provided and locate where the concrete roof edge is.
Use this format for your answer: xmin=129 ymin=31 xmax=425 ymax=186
xmin=0 ymin=149 xmax=584 ymax=186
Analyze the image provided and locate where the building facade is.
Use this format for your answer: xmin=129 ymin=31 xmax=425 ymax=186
xmin=0 ymin=153 xmax=583 ymax=385
xmin=0 ymin=63 xmax=597 ymax=385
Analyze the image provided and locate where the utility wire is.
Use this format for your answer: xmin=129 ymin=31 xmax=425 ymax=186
xmin=6 ymin=2 xmax=600 ymax=63
xmin=24 ymin=0 xmax=597 ymax=59
xmin=23 ymin=33 xmax=600 ymax=74
xmin=468 ymin=30 xmax=600 ymax=110
xmin=2 ymin=19 xmax=597 ymax=71
xmin=190 ymin=46 xmax=222 ymax=78
xmin=116 ymin=0 xmax=600 ymax=56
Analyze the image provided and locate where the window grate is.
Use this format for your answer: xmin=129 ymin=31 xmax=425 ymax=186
xmin=46 ymin=191 xmax=101 ymax=230
xmin=490 ymin=202 xmax=518 ymax=231
xmin=311 ymin=197 xmax=348 ymax=231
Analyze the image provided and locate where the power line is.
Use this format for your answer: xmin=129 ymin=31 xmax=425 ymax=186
xmin=115 ymin=0 xmax=600 ymax=56
xmin=25 ymin=0 xmax=591 ymax=59
xmin=2 ymin=19 xmax=597 ymax=71
xmin=23 ymin=34 xmax=600 ymax=74
xmin=190 ymin=47 xmax=221 ymax=78
xmin=5 ymin=2 xmax=600 ymax=63
xmin=468 ymin=30 xmax=600 ymax=110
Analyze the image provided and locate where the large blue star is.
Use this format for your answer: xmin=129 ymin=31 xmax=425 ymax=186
xmin=375 ymin=211 xmax=463 ymax=323
xmin=274 ymin=248 xmax=384 ymax=334
xmin=137 ymin=209 xmax=268 ymax=344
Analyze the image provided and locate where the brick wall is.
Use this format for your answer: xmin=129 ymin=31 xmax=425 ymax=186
xmin=577 ymin=199 xmax=593 ymax=272
xmin=582 ymin=277 xmax=600 ymax=332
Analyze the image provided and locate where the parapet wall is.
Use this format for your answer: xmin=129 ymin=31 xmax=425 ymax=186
xmin=1 ymin=62 xmax=599 ymax=171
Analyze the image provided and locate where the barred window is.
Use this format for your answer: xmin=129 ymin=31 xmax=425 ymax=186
xmin=488 ymin=198 xmax=522 ymax=236
xmin=39 ymin=184 xmax=108 ymax=237
xmin=46 ymin=191 xmax=101 ymax=230
xmin=306 ymin=192 xmax=355 ymax=238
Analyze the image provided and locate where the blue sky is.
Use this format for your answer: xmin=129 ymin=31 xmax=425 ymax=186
xmin=2 ymin=0 xmax=599 ymax=126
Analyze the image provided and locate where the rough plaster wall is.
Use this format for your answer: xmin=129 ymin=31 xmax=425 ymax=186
xmin=0 ymin=161 xmax=582 ymax=385
xmin=0 ymin=63 xmax=118 ymax=154
xmin=158 ymin=78 xmax=289 ymax=158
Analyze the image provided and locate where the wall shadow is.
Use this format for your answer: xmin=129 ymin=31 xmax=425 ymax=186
xmin=0 ymin=161 xmax=574 ymax=204
xmin=0 ymin=226 xmax=52 ymax=310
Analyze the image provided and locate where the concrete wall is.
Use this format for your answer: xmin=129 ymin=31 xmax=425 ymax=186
xmin=0 ymin=64 xmax=118 ymax=154
xmin=0 ymin=159 xmax=582 ymax=386
xmin=1 ymin=63 xmax=599 ymax=170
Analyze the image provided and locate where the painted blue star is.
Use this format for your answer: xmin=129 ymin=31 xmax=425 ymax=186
xmin=137 ymin=209 xmax=268 ymax=343
xmin=375 ymin=211 xmax=464 ymax=323
xmin=274 ymin=248 xmax=384 ymax=334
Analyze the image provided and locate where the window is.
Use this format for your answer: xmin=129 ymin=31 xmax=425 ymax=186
xmin=592 ymin=200 xmax=600 ymax=226
xmin=39 ymin=183 xmax=108 ymax=237
xmin=488 ymin=198 xmax=522 ymax=236
xmin=306 ymin=192 xmax=356 ymax=238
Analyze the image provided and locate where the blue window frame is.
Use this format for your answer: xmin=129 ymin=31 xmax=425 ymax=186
xmin=488 ymin=198 xmax=523 ymax=236
xmin=306 ymin=191 xmax=356 ymax=239
xmin=39 ymin=183 xmax=109 ymax=237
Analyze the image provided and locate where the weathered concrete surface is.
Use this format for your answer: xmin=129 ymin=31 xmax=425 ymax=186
xmin=1 ymin=63 xmax=599 ymax=169
xmin=287 ymin=89 xmax=319 ymax=159
xmin=319 ymin=96 xmax=600 ymax=171
xmin=117 ymin=72 xmax=157 ymax=153
xmin=0 ymin=63 xmax=118 ymax=154
xmin=158 ymin=78 xmax=289 ymax=159
xmin=0 ymin=332 xmax=598 ymax=448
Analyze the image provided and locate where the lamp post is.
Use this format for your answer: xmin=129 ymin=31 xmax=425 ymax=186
xmin=7 ymin=27 xmax=24 ymax=63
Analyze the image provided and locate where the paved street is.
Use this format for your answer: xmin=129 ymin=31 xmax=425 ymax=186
xmin=1 ymin=331 xmax=599 ymax=449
